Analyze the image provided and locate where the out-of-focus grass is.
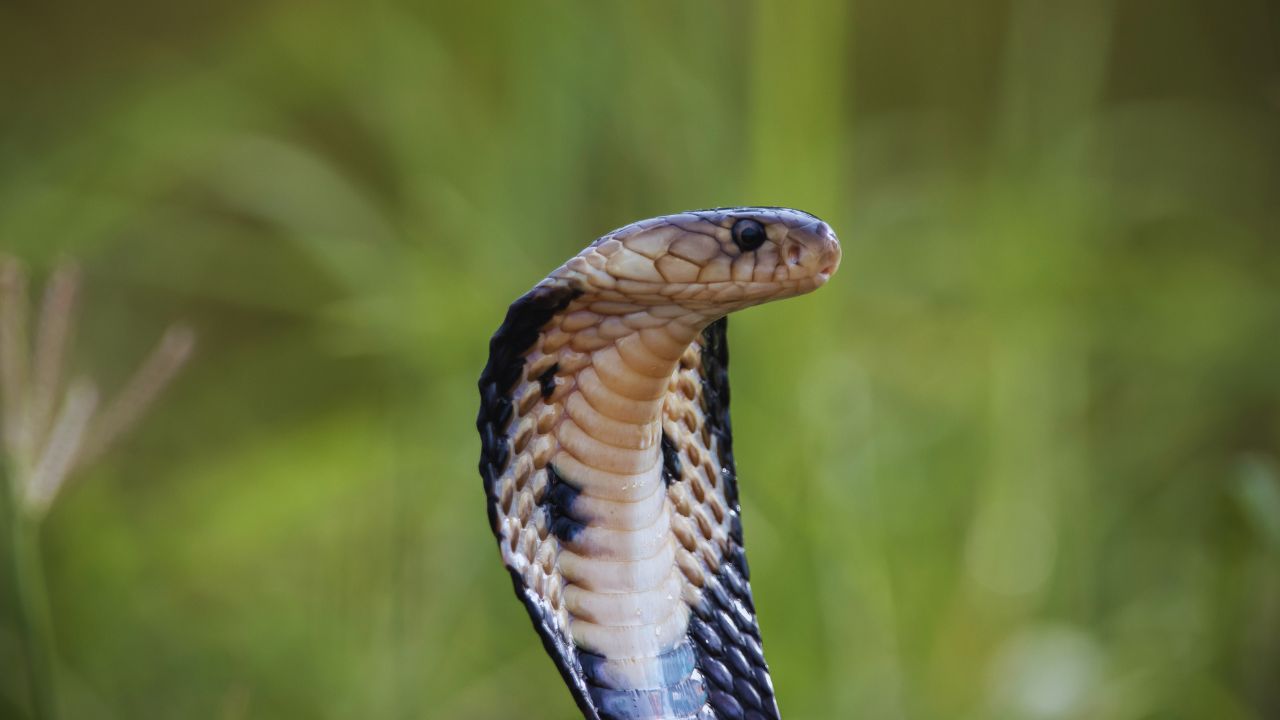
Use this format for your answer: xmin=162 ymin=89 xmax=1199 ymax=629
xmin=1 ymin=1 xmax=1277 ymax=718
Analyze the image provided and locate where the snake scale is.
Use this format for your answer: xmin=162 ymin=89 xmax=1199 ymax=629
xmin=478 ymin=207 xmax=841 ymax=719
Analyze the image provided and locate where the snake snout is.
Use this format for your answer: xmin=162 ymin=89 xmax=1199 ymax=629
xmin=784 ymin=220 xmax=842 ymax=284
xmin=818 ymin=237 xmax=841 ymax=281
xmin=814 ymin=222 xmax=842 ymax=281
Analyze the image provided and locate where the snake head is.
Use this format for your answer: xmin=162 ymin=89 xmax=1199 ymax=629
xmin=550 ymin=207 xmax=841 ymax=315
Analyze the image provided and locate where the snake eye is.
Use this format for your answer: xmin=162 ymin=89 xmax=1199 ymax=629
xmin=731 ymin=219 xmax=767 ymax=252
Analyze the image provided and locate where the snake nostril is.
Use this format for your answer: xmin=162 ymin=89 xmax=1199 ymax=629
xmin=786 ymin=243 xmax=802 ymax=267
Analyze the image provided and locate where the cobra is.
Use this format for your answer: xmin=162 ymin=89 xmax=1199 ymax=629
xmin=478 ymin=207 xmax=841 ymax=720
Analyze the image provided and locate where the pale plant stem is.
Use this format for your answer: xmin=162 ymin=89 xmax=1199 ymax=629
xmin=27 ymin=264 xmax=79 ymax=457
xmin=0 ymin=256 xmax=192 ymax=720
xmin=78 ymin=325 xmax=194 ymax=468
xmin=1 ymin=260 xmax=30 ymax=460
xmin=26 ymin=381 xmax=98 ymax=517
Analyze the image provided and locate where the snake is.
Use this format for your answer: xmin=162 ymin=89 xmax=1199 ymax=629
xmin=477 ymin=207 xmax=841 ymax=720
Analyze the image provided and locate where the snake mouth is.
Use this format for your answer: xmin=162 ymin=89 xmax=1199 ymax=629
xmin=816 ymin=238 xmax=841 ymax=284
xmin=814 ymin=261 xmax=838 ymax=286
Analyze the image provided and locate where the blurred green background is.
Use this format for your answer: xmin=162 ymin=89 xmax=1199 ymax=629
xmin=2 ymin=1 xmax=1278 ymax=718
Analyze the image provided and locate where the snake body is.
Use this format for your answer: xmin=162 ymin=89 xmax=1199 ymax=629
xmin=478 ymin=207 xmax=841 ymax=719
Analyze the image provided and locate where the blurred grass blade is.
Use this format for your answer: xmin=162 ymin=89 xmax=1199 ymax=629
xmin=1 ymin=256 xmax=30 ymax=461
xmin=27 ymin=261 xmax=79 ymax=464
xmin=25 ymin=379 xmax=98 ymax=516
xmin=79 ymin=325 xmax=195 ymax=468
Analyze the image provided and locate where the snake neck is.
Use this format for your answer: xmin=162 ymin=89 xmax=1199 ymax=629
xmin=485 ymin=208 xmax=839 ymax=720
xmin=544 ymin=308 xmax=713 ymax=716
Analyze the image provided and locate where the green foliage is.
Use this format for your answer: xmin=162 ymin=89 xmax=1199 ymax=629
xmin=1 ymin=1 xmax=1277 ymax=718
